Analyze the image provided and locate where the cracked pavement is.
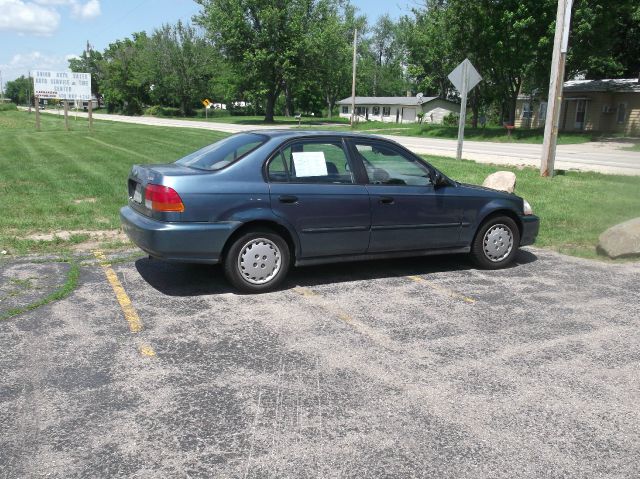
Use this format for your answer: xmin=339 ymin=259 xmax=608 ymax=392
xmin=1 ymin=248 xmax=639 ymax=478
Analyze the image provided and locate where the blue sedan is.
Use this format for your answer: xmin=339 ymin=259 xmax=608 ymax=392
xmin=121 ymin=131 xmax=539 ymax=292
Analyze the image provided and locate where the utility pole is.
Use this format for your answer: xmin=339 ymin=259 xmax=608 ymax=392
xmin=28 ymin=71 xmax=32 ymax=113
xmin=540 ymin=0 xmax=573 ymax=177
xmin=350 ymin=28 xmax=357 ymax=127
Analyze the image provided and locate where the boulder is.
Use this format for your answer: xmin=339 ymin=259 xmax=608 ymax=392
xmin=597 ymin=217 xmax=640 ymax=259
xmin=482 ymin=171 xmax=516 ymax=193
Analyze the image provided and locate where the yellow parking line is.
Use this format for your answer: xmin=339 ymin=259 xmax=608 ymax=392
xmin=94 ymin=250 xmax=143 ymax=333
xmin=293 ymin=286 xmax=318 ymax=297
xmin=138 ymin=344 xmax=157 ymax=357
xmin=406 ymin=275 xmax=476 ymax=303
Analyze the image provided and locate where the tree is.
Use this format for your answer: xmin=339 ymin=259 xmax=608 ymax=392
xmin=99 ymin=33 xmax=151 ymax=114
xmin=146 ymin=22 xmax=214 ymax=115
xmin=195 ymin=0 xmax=333 ymax=122
xmin=401 ymin=1 xmax=457 ymax=99
xmin=68 ymin=46 xmax=104 ymax=99
xmin=568 ymin=0 xmax=640 ymax=79
xmin=306 ymin=2 xmax=364 ymax=117
xmin=368 ymin=14 xmax=408 ymax=96
xmin=4 ymin=75 xmax=32 ymax=105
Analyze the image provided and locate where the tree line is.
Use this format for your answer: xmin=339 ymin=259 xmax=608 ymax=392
xmin=5 ymin=0 xmax=638 ymax=124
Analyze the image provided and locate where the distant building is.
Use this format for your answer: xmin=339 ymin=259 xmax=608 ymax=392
xmin=337 ymin=96 xmax=460 ymax=124
xmin=515 ymin=78 xmax=640 ymax=135
xmin=68 ymin=96 xmax=99 ymax=110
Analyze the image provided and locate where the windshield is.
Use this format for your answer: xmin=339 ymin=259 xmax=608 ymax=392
xmin=175 ymin=133 xmax=267 ymax=170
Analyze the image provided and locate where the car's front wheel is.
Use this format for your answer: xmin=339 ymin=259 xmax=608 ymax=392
xmin=224 ymin=229 xmax=290 ymax=293
xmin=470 ymin=216 xmax=520 ymax=269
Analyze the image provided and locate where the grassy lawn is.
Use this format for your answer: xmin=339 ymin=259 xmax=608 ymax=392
xmin=1 ymin=110 xmax=638 ymax=259
xmin=312 ymin=121 xmax=594 ymax=144
xmin=624 ymin=142 xmax=640 ymax=152
xmin=0 ymin=111 xmax=223 ymax=254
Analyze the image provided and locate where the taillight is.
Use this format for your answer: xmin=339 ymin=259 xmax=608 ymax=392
xmin=145 ymin=184 xmax=185 ymax=212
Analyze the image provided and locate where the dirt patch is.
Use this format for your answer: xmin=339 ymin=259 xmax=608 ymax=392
xmin=72 ymin=197 xmax=97 ymax=204
xmin=26 ymin=229 xmax=131 ymax=252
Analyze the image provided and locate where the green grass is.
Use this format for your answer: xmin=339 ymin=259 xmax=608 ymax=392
xmin=0 ymin=110 xmax=224 ymax=254
xmin=312 ymin=122 xmax=594 ymax=144
xmin=0 ymin=260 xmax=79 ymax=321
xmin=624 ymin=142 xmax=640 ymax=152
xmin=1 ymin=109 xmax=638 ymax=259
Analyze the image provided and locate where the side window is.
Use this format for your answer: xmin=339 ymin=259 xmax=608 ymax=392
xmin=267 ymin=154 xmax=288 ymax=182
xmin=269 ymin=141 xmax=354 ymax=184
xmin=354 ymin=142 xmax=432 ymax=186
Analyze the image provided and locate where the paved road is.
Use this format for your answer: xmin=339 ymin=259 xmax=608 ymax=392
xmin=38 ymin=109 xmax=640 ymax=175
xmin=2 ymin=248 xmax=639 ymax=477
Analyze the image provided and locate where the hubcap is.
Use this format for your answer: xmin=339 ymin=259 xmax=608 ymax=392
xmin=483 ymin=224 xmax=513 ymax=262
xmin=237 ymin=238 xmax=281 ymax=285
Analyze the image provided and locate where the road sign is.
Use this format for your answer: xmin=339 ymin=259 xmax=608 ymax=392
xmin=448 ymin=59 xmax=482 ymax=160
xmin=33 ymin=70 xmax=91 ymax=100
xmin=202 ymin=99 xmax=211 ymax=108
xmin=448 ymin=59 xmax=482 ymax=95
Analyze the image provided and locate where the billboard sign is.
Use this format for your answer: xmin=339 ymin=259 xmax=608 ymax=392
xmin=33 ymin=70 xmax=91 ymax=100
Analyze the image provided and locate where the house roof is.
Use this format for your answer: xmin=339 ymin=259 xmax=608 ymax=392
xmin=563 ymin=78 xmax=640 ymax=93
xmin=337 ymin=96 xmax=441 ymax=106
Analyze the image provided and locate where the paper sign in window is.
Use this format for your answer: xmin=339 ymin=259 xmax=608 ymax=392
xmin=292 ymin=151 xmax=328 ymax=177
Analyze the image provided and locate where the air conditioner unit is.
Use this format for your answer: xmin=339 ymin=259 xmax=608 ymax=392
xmin=602 ymin=105 xmax=615 ymax=113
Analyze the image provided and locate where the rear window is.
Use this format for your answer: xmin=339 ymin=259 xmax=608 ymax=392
xmin=175 ymin=133 xmax=267 ymax=171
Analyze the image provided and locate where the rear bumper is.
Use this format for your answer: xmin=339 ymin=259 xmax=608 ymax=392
xmin=120 ymin=206 xmax=240 ymax=264
xmin=520 ymin=215 xmax=540 ymax=246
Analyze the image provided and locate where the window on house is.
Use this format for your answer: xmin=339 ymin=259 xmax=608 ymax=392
xmin=342 ymin=106 xmax=348 ymax=114
xmin=576 ymin=100 xmax=586 ymax=125
xmin=356 ymin=106 xmax=367 ymax=116
xmin=539 ymin=102 xmax=548 ymax=120
xmin=521 ymin=102 xmax=532 ymax=119
xmin=382 ymin=107 xmax=391 ymax=117
xmin=617 ymin=103 xmax=627 ymax=124
xmin=372 ymin=106 xmax=380 ymax=116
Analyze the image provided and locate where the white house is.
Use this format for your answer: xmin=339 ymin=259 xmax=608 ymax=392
xmin=337 ymin=95 xmax=460 ymax=124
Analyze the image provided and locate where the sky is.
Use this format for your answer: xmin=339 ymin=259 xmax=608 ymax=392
xmin=0 ymin=0 xmax=414 ymax=87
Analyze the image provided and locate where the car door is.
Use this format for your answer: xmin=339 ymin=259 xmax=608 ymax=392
xmin=347 ymin=139 xmax=462 ymax=253
xmin=267 ymin=138 xmax=370 ymax=258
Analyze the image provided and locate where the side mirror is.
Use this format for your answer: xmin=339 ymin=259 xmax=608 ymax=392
xmin=432 ymin=170 xmax=447 ymax=187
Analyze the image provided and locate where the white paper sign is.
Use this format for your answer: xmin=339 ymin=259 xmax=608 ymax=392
xmin=33 ymin=70 xmax=91 ymax=100
xmin=292 ymin=151 xmax=327 ymax=177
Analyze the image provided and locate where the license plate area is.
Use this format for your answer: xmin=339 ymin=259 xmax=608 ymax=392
xmin=132 ymin=183 xmax=143 ymax=204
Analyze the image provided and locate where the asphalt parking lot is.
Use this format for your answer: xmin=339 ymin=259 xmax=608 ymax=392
xmin=1 ymin=248 xmax=639 ymax=478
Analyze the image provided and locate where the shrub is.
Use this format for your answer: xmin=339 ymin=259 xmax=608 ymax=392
xmin=0 ymin=103 xmax=18 ymax=112
xmin=143 ymin=105 xmax=183 ymax=117
xmin=442 ymin=112 xmax=459 ymax=127
xmin=144 ymin=105 xmax=162 ymax=116
xmin=194 ymin=108 xmax=231 ymax=118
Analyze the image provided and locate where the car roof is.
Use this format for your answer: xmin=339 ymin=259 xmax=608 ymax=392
xmin=245 ymin=129 xmax=391 ymax=141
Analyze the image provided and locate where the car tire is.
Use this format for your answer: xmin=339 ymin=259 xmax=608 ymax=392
xmin=470 ymin=215 xmax=520 ymax=269
xmin=224 ymin=229 xmax=290 ymax=293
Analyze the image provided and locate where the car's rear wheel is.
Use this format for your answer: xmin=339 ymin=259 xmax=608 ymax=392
xmin=224 ymin=229 xmax=290 ymax=293
xmin=470 ymin=216 xmax=520 ymax=269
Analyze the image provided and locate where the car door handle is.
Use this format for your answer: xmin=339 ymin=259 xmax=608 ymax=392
xmin=279 ymin=195 xmax=298 ymax=204
xmin=379 ymin=196 xmax=394 ymax=205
